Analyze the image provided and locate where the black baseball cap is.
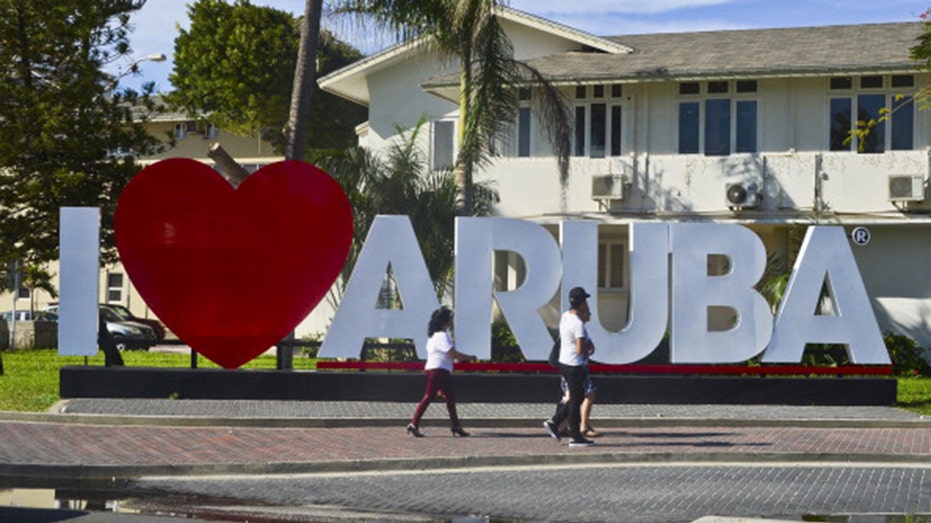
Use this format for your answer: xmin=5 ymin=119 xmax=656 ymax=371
xmin=569 ymin=286 xmax=590 ymax=307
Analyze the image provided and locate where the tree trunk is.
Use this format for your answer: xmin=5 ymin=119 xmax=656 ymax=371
xmin=455 ymin=50 xmax=474 ymax=216
xmin=283 ymin=0 xmax=323 ymax=161
xmin=207 ymin=143 xmax=250 ymax=187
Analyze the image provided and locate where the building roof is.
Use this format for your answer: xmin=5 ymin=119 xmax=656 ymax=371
xmin=318 ymin=6 xmax=630 ymax=105
xmin=421 ymin=22 xmax=925 ymax=90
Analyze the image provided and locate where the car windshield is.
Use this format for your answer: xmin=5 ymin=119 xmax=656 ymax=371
xmin=107 ymin=304 xmax=132 ymax=318
xmin=100 ymin=308 xmax=122 ymax=322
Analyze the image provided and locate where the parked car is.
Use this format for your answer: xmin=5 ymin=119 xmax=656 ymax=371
xmin=1 ymin=310 xmax=57 ymax=322
xmin=103 ymin=304 xmax=166 ymax=340
xmin=98 ymin=306 xmax=157 ymax=351
xmin=44 ymin=305 xmax=157 ymax=351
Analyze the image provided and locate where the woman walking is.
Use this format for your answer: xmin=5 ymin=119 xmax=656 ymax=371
xmin=407 ymin=306 xmax=478 ymax=437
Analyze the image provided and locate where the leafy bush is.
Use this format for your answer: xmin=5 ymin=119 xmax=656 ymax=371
xmin=490 ymin=321 xmax=524 ymax=363
xmin=884 ymin=331 xmax=930 ymax=377
xmin=298 ymin=332 xmax=323 ymax=358
xmin=801 ymin=343 xmax=849 ymax=367
xmin=361 ymin=338 xmax=418 ymax=362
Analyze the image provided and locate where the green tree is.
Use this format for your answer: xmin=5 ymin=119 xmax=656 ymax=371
xmin=0 ymin=0 xmax=162 ymax=269
xmin=318 ymin=118 xmax=499 ymax=299
xmin=169 ymin=0 xmax=366 ymax=157
xmin=336 ymin=0 xmax=573 ymax=215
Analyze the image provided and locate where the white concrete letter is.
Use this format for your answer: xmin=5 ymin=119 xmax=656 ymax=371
xmin=762 ymin=226 xmax=889 ymax=364
xmin=560 ymin=221 xmax=669 ymax=363
xmin=455 ymin=217 xmax=562 ymax=360
xmin=320 ymin=215 xmax=440 ymax=358
xmin=59 ymin=207 xmax=100 ymax=356
xmin=670 ymin=223 xmax=773 ymax=363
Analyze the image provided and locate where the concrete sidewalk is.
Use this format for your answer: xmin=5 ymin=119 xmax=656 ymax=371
xmin=0 ymin=401 xmax=929 ymax=482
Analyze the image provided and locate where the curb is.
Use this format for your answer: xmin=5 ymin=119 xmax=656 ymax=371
xmin=2 ymin=452 xmax=930 ymax=481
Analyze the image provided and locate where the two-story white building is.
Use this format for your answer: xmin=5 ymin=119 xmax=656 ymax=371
xmin=319 ymin=7 xmax=931 ymax=352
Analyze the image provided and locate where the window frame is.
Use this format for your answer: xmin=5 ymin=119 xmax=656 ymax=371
xmin=828 ymin=75 xmax=916 ymax=153
xmin=431 ymin=119 xmax=456 ymax=171
xmin=516 ymin=88 xmax=533 ymax=158
xmin=677 ymin=80 xmax=760 ymax=156
xmin=106 ymin=272 xmax=124 ymax=303
xmin=573 ymin=84 xmax=625 ymax=158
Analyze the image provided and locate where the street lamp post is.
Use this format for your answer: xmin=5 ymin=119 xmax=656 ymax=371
xmin=105 ymin=53 xmax=166 ymax=93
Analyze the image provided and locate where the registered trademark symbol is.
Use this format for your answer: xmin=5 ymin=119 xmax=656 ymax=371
xmin=851 ymin=226 xmax=870 ymax=246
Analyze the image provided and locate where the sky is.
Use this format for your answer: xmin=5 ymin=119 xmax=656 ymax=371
xmin=113 ymin=0 xmax=931 ymax=92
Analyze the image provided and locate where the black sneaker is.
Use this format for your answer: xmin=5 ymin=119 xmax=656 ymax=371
xmin=543 ymin=420 xmax=561 ymax=441
xmin=568 ymin=436 xmax=594 ymax=447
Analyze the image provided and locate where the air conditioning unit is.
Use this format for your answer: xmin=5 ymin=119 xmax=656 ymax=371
xmin=726 ymin=182 xmax=760 ymax=209
xmin=592 ymin=174 xmax=624 ymax=200
xmin=888 ymin=174 xmax=925 ymax=202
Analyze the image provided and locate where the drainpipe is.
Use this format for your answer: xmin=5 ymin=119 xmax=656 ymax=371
xmin=814 ymin=153 xmax=823 ymax=215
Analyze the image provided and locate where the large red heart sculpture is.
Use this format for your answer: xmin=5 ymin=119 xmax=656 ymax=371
xmin=114 ymin=158 xmax=352 ymax=369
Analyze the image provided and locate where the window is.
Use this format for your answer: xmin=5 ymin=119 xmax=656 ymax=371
xmin=515 ymin=88 xmax=532 ymax=158
xmin=829 ymin=75 xmax=914 ymax=153
xmin=679 ymin=82 xmax=700 ymax=95
xmin=590 ymin=103 xmax=607 ymax=157
xmin=573 ymin=84 xmax=624 ymax=158
xmin=677 ymin=80 xmax=759 ymax=155
xmin=517 ymin=108 xmax=531 ymax=157
xmin=574 ymin=106 xmax=586 ymax=157
xmin=174 ymin=121 xmax=196 ymax=140
xmin=16 ymin=287 xmax=30 ymax=300
xmin=610 ymin=106 xmax=622 ymax=157
xmin=704 ymin=99 xmax=731 ymax=156
xmin=891 ymin=95 xmax=914 ymax=150
xmin=736 ymin=100 xmax=758 ymax=153
xmin=205 ymin=123 xmax=220 ymax=139
xmin=598 ymin=242 xmax=625 ymax=290
xmin=679 ymin=102 xmax=700 ymax=154
xmin=106 ymin=273 xmax=124 ymax=303
xmin=432 ymin=120 xmax=455 ymax=170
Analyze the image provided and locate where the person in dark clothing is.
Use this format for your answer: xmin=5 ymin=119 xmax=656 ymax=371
xmin=98 ymin=311 xmax=123 ymax=367
xmin=543 ymin=286 xmax=595 ymax=447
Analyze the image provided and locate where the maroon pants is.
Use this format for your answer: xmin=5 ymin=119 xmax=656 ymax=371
xmin=410 ymin=369 xmax=461 ymax=428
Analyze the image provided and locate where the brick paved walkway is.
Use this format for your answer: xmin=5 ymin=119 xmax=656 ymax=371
xmin=1 ymin=401 xmax=930 ymax=523
xmin=0 ymin=401 xmax=929 ymax=480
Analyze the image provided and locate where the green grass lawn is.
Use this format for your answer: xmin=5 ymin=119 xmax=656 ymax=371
xmin=0 ymin=349 xmax=317 ymax=412
xmin=1 ymin=349 xmax=930 ymax=414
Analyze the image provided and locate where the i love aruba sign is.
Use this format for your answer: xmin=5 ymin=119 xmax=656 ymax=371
xmin=57 ymin=159 xmax=890 ymax=369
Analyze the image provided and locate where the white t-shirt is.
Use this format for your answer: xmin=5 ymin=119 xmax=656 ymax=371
xmin=559 ymin=310 xmax=588 ymax=367
xmin=425 ymin=330 xmax=455 ymax=372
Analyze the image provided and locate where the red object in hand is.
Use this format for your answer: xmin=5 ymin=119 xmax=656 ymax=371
xmin=115 ymin=158 xmax=352 ymax=369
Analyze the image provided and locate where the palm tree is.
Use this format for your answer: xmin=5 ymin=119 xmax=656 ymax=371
xmin=318 ymin=117 xmax=499 ymax=299
xmin=285 ymin=0 xmax=324 ymax=161
xmin=335 ymin=0 xmax=572 ymax=215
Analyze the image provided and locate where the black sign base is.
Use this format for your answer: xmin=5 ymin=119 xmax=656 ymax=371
xmin=59 ymin=366 xmax=896 ymax=406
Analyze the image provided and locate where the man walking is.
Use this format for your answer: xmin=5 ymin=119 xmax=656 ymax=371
xmin=544 ymin=286 xmax=595 ymax=447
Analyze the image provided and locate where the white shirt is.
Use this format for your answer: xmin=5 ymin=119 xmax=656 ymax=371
xmin=559 ymin=310 xmax=588 ymax=367
xmin=425 ymin=330 xmax=455 ymax=372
